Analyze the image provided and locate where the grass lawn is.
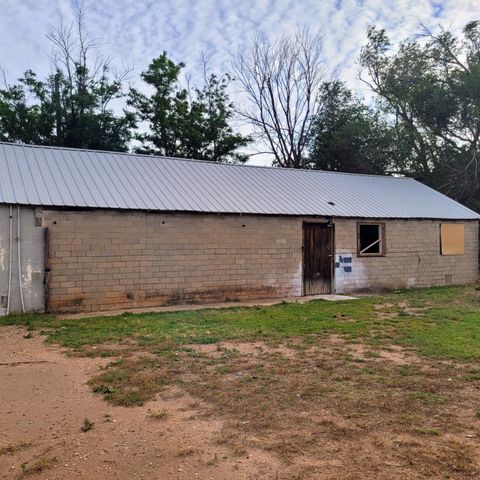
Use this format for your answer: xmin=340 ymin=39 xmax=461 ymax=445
xmin=2 ymin=284 xmax=480 ymax=358
xmin=2 ymin=284 xmax=480 ymax=478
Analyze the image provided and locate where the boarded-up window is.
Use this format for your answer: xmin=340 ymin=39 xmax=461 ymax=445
xmin=440 ymin=224 xmax=465 ymax=255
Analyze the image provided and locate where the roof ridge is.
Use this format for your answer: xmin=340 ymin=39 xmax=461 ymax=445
xmin=0 ymin=141 xmax=410 ymax=180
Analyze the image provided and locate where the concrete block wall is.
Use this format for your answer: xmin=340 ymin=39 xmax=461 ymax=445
xmin=334 ymin=219 xmax=479 ymax=293
xmin=40 ymin=209 xmax=478 ymax=313
xmin=0 ymin=206 xmax=45 ymax=315
xmin=42 ymin=210 xmax=303 ymax=313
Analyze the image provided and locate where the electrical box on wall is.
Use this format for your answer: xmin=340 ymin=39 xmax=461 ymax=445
xmin=34 ymin=207 xmax=43 ymax=227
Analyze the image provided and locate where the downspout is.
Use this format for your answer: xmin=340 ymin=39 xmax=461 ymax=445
xmin=17 ymin=206 xmax=25 ymax=313
xmin=6 ymin=205 xmax=12 ymax=314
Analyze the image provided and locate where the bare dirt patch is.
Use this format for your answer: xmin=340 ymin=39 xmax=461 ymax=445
xmin=326 ymin=334 xmax=419 ymax=365
xmin=0 ymin=327 xmax=273 ymax=480
xmin=184 ymin=340 xmax=298 ymax=359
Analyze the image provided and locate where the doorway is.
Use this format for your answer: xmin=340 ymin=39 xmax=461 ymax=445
xmin=303 ymin=223 xmax=333 ymax=295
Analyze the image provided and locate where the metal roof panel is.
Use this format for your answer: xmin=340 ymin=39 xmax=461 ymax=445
xmin=0 ymin=142 xmax=478 ymax=220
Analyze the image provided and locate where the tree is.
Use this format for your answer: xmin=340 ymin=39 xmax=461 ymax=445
xmin=233 ymin=29 xmax=327 ymax=168
xmin=0 ymin=70 xmax=56 ymax=145
xmin=0 ymin=3 xmax=134 ymax=151
xmin=359 ymin=21 xmax=480 ymax=210
xmin=308 ymin=81 xmax=394 ymax=174
xmin=128 ymin=53 xmax=250 ymax=163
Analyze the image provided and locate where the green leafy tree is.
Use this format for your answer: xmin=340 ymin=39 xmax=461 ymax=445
xmin=309 ymin=81 xmax=394 ymax=174
xmin=359 ymin=21 xmax=480 ymax=210
xmin=0 ymin=6 xmax=134 ymax=151
xmin=0 ymin=70 xmax=55 ymax=145
xmin=128 ymin=53 xmax=250 ymax=163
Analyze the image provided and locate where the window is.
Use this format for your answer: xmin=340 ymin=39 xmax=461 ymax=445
xmin=357 ymin=222 xmax=385 ymax=256
xmin=440 ymin=224 xmax=464 ymax=255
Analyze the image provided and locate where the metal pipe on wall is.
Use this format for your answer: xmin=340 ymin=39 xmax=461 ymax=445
xmin=17 ymin=206 xmax=25 ymax=313
xmin=6 ymin=205 xmax=13 ymax=314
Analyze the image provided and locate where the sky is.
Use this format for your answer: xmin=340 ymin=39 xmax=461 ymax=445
xmin=0 ymin=0 xmax=478 ymax=164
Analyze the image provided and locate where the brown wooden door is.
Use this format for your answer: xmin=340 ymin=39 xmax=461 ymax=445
xmin=303 ymin=223 xmax=333 ymax=295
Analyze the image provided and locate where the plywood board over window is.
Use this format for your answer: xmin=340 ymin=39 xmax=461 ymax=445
xmin=440 ymin=224 xmax=465 ymax=255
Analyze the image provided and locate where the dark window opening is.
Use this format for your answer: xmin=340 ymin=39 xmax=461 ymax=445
xmin=358 ymin=223 xmax=385 ymax=256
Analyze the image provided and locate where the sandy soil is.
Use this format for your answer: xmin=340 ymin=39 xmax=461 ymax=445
xmin=0 ymin=327 xmax=276 ymax=480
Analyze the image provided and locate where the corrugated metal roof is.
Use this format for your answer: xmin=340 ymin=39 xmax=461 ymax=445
xmin=0 ymin=142 xmax=478 ymax=219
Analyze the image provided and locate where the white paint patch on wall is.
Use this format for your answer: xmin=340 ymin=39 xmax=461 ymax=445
xmin=0 ymin=244 xmax=4 ymax=272
xmin=406 ymin=276 xmax=417 ymax=288
xmin=351 ymin=261 xmax=368 ymax=290
xmin=24 ymin=262 xmax=33 ymax=288
xmin=334 ymin=252 xmax=369 ymax=293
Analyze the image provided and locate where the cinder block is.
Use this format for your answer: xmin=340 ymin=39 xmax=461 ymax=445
xmin=44 ymin=211 xmax=478 ymax=313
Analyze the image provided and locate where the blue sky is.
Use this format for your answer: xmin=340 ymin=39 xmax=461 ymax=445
xmin=0 ymin=0 xmax=478 ymax=163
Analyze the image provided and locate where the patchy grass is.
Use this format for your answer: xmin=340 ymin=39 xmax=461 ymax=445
xmin=2 ymin=284 xmax=480 ymax=478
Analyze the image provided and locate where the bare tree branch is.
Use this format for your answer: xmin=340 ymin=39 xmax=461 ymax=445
xmin=232 ymin=29 xmax=327 ymax=168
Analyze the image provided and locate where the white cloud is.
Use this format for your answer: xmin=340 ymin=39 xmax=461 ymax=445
xmin=0 ymin=0 xmax=479 ymax=164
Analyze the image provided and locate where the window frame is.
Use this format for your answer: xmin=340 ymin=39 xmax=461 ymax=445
xmin=357 ymin=221 xmax=386 ymax=257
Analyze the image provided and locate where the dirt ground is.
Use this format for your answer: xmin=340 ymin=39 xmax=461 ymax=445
xmin=2 ymin=324 xmax=480 ymax=479
xmin=0 ymin=327 xmax=276 ymax=480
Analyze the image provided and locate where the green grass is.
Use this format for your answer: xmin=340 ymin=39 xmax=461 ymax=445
xmin=407 ymin=391 xmax=444 ymax=404
xmin=1 ymin=284 xmax=479 ymax=360
xmin=0 ymin=298 xmax=377 ymax=347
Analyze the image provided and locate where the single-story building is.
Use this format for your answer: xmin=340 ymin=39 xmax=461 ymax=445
xmin=0 ymin=142 xmax=478 ymax=315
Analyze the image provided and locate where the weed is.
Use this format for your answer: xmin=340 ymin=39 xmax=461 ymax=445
xmin=21 ymin=456 xmax=57 ymax=475
xmin=464 ymin=368 xmax=480 ymax=382
xmin=414 ymin=426 xmax=442 ymax=436
xmin=81 ymin=418 xmax=94 ymax=432
xmin=397 ymin=365 xmax=420 ymax=377
xmin=92 ymin=384 xmax=118 ymax=395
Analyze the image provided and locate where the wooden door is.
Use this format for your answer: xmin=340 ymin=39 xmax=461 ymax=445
xmin=303 ymin=223 xmax=333 ymax=295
